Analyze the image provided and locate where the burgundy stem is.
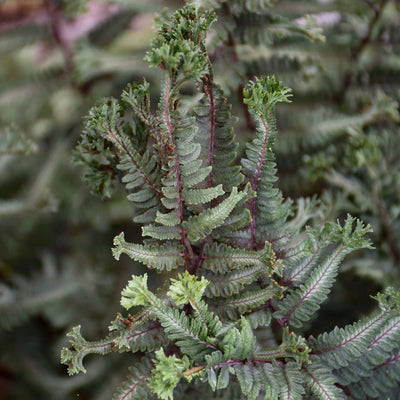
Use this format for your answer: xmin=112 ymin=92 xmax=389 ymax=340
xmin=164 ymin=76 xmax=194 ymax=272
xmin=250 ymin=114 xmax=270 ymax=250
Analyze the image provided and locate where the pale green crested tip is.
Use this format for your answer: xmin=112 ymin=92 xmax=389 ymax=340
xmin=168 ymin=271 xmax=209 ymax=306
xmin=243 ymin=75 xmax=292 ymax=116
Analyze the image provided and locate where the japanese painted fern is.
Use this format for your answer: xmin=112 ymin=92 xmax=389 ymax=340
xmin=62 ymin=5 xmax=400 ymax=400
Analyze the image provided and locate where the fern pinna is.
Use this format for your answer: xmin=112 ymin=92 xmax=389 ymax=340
xmin=63 ymin=5 xmax=400 ymax=400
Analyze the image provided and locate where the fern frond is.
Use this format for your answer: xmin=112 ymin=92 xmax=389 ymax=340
xmin=262 ymin=361 xmax=306 ymax=400
xmin=309 ymin=310 xmax=394 ymax=369
xmin=216 ymin=282 xmax=284 ymax=316
xmin=121 ymin=81 xmax=153 ymax=133
xmin=112 ymin=232 xmax=184 ymax=271
xmin=193 ymin=78 xmax=243 ymax=190
xmin=302 ymin=363 xmax=346 ymax=400
xmin=183 ymin=187 xmax=248 ymax=242
xmin=345 ymin=351 xmax=400 ymax=399
xmin=204 ymin=266 xmax=267 ymax=298
xmin=183 ymin=185 xmax=225 ymax=205
xmin=282 ymin=211 xmax=370 ymax=286
xmin=256 ymin=327 xmax=310 ymax=365
xmin=202 ymin=241 xmax=276 ymax=273
xmin=220 ymin=317 xmax=257 ymax=360
xmin=274 ymin=216 xmax=372 ymax=328
xmin=155 ymin=116 xmax=212 ymax=246
xmin=241 ymin=76 xmax=293 ymax=250
xmin=153 ymin=58 xmax=213 ymax=247
xmin=76 ymin=97 xmax=162 ymax=219
xmin=331 ymin=289 xmax=400 ymax=387
xmin=112 ymin=356 xmax=154 ymax=400
xmin=233 ymin=363 xmax=262 ymax=400
xmin=61 ymin=325 xmax=115 ymax=375
xmin=61 ymin=318 xmax=165 ymax=376
xmin=121 ymin=274 xmax=218 ymax=360
xmin=96 ymin=100 xmax=161 ymax=201
xmin=274 ymin=245 xmax=345 ymax=328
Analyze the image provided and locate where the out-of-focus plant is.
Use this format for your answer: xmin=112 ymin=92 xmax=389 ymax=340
xmin=0 ymin=1 xmax=181 ymax=399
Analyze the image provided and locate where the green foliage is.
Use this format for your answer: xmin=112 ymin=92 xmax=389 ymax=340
xmin=61 ymin=4 xmax=400 ymax=399
xmin=113 ymin=232 xmax=184 ymax=271
xmin=2 ymin=0 xmax=399 ymax=399
xmin=274 ymin=216 xmax=373 ymax=328
xmin=148 ymin=349 xmax=191 ymax=400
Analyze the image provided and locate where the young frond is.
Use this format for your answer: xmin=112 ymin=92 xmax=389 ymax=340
xmin=120 ymin=274 xmax=218 ymax=360
xmin=220 ymin=317 xmax=257 ymax=360
xmin=256 ymin=327 xmax=310 ymax=365
xmin=241 ymin=77 xmax=293 ymax=249
xmin=168 ymin=271 xmax=209 ymax=306
xmin=147 ymin=349 xmax=191 ymax=400
xmin=121 ymin=80 xmax=153 ymax=130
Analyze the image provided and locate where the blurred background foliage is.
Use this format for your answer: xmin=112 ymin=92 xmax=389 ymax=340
xmin=0 ymin=0 xmax=399 ymax=398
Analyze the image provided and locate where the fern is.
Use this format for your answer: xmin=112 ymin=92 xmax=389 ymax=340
xmin=62 ymin=4 xmax=400 ymax=400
